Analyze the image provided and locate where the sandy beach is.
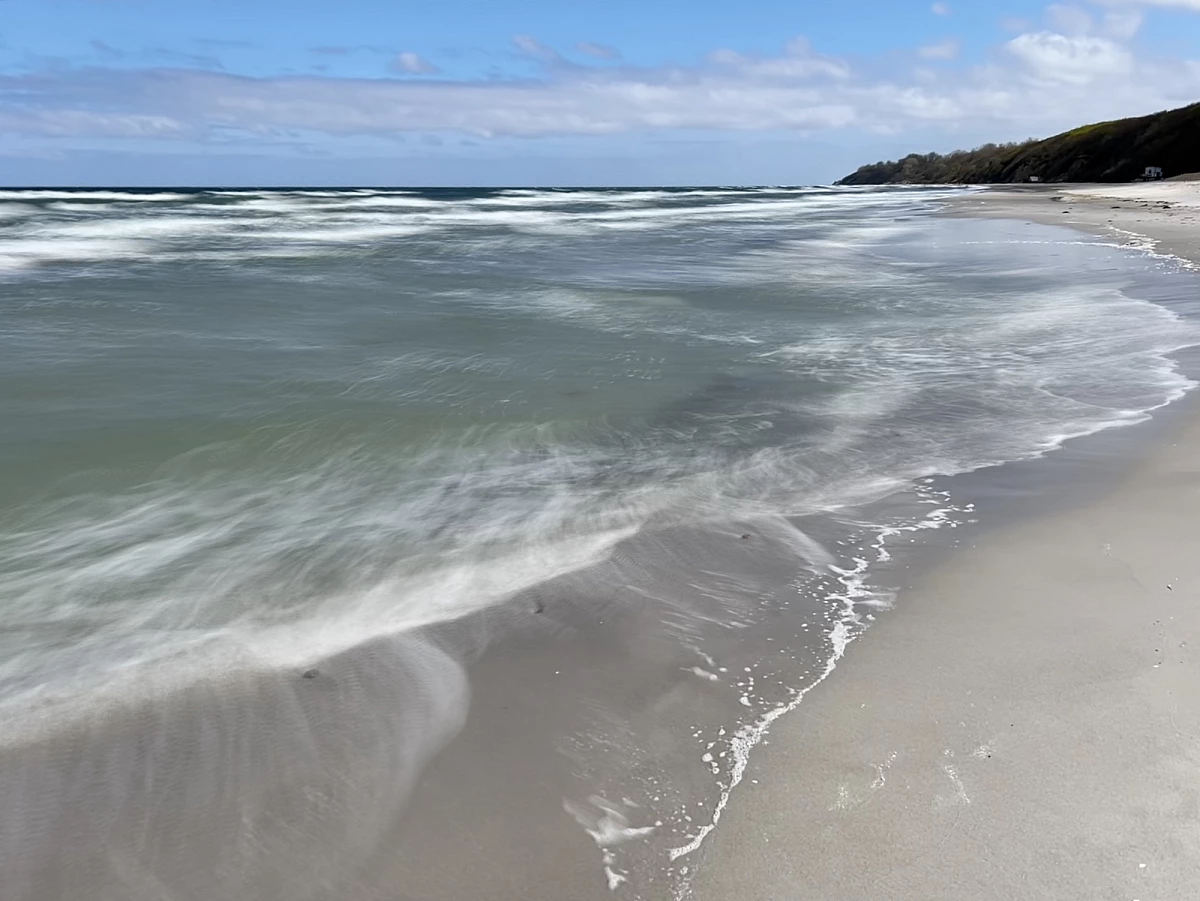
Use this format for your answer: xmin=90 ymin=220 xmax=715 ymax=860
xmin=692 ymin=183 xmax=1200 ymax=900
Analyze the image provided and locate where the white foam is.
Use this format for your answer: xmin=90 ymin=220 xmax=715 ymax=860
xmin=1102 ymin=224 xmax=1199 ymax=272
xmin=0 ymin=203 xmax=36 ymax=221
xmin=0 ymin=492 xmax=642 ymax=724
xmin=0 ymin=185 xmax=975 ymax=272
xmin=0 ymin=237 xmax=151 ymax=271
xmin=249 ymin=223 xmax=437 ymax=243
xmin=667 ymin=487 xmax=969 ymax=865
xmin=35 ymin=216 xmax=234 ymax=241
xmin=0 ymin=190 xmax=190 ymax=202
xmin=565 ymin=795 xmax=658 ymax=892
xmin=319 ymin=195 xmax=447 ymax=210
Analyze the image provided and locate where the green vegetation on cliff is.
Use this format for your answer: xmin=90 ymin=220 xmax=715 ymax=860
xmin=836 ymin=102 xmax=1200 ymax=185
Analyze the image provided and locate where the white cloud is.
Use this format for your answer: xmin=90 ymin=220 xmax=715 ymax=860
xmin=1005 ymin=31 xmax=1134 ymax=85
xmin=709 ymin=37 xmax=851 ymax=79
xmin=577 ymin=41 xmax=620 ymax=60
xmin=0 ymin=109 xmax=189 ymax=138
xmin=512 ymin=34 xmax=561 ymax=62
xmin=1096 ymin=0 xmax=1200 ymax=9
xmin=0 ymin=64 xmax=861 ymax=139
xmin=1001 ymin=17 xmax=1034 ymax=32
xmin=931 ymin=2 xmax=951 ymax=14
xmin=918 ymin=39 xmax=960 ymax=60
xmin=2 ymin=25 xmax=1196 ymax=151
xmin=1042 ymin=2 xmax=1145 ymax=40
xmin=1103 ymin=9 xmax=1145 ymax=37
xmin=392 ymin=52 xmax=439 ymax=75
xmin=1046 ymin=4 xmax=1095 ymax=34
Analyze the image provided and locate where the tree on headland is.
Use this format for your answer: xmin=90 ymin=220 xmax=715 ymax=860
xmin=836 ymin=102 xmax=1200 ymax=185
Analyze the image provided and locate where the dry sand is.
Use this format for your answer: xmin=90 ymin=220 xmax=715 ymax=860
xmin=691 ymin=186 xmax=1200 ymax=901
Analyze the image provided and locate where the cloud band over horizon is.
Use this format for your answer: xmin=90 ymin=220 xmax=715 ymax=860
xmin=3 ymin=0 xmax=1199 ymax=184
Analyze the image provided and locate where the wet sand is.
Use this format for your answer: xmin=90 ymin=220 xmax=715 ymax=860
xmin=949 ymin=181 xmax=1200 ymax=265
xmin=0 ymin=513 xmax=866 ymax=901
xmin=692 ymin=185 xmax=1200 ymax=900
xmin=373 ymin=516 xmax=873 ymax=901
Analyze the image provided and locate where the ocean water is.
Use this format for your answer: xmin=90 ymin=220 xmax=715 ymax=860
xmin=1 ymin=185 xmax=1197 ymax=899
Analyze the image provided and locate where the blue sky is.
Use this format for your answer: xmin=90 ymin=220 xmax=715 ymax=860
xmin=3 ymin=0 xmax=1199 ymax=185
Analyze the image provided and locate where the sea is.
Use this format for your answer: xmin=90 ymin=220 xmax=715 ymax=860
xmin=1 ymin=185 xmax=1198 ymax=900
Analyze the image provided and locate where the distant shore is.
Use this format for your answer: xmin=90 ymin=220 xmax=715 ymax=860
xmin=691 ymin=183 xmax=1200 ymax=900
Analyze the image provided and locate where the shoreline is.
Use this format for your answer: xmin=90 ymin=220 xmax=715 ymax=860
xmin=5 ymin=186 xmax=1200 ymax=900
xmin=372 ymin=193 xmax=1200 ymax=899
xmin=691 ymin=184 xmax=1200 ymax=900
xmin=947 ymin=181 xmax=1200 ymax=268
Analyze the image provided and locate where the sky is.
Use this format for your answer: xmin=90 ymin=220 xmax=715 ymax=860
xmin=2 ymin=0 xmax=1199 ymax=185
